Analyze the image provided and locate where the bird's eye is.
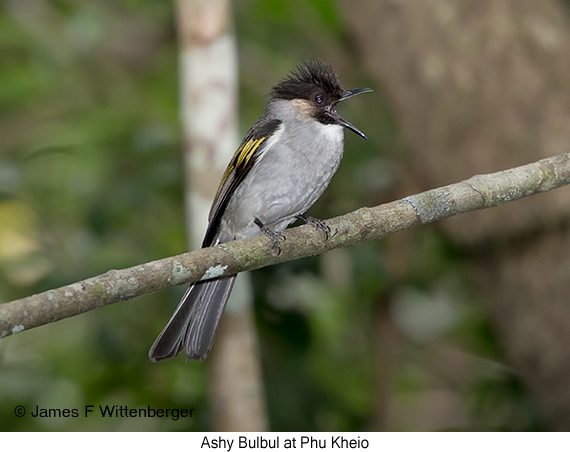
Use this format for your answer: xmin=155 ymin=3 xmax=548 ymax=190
xmin=314 ymin=94 xmax=324 ymax=104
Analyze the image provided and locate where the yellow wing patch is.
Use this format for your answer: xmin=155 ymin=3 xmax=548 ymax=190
xmin=235 ymin=137 xmax=267 ymax=169
xmin=217 ymin=137 xmax=267 ymax=191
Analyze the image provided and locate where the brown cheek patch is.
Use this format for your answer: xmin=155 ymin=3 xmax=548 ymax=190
xmin=291 ymin=99 xmax=315 ymax=118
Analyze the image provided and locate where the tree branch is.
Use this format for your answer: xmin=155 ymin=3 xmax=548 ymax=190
xmin=2 ymin=152 xmax=570 ymax=338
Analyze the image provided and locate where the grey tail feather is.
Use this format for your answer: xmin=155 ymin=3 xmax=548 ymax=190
xmin=148 ymin=275 xmax=237 ymax=362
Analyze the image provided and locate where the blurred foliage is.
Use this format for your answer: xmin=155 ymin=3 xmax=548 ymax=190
xmin=0 ymin=0 xmax=544 ymax=431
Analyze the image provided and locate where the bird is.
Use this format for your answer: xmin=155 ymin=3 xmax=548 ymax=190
xmin=149 ymin=59 xmax=371 ymax=362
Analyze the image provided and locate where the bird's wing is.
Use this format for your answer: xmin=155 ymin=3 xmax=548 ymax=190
xmin=201 ymin=117 xmax=283 ymax=247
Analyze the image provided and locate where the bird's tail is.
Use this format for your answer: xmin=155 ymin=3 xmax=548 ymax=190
xmin=148 ymin=275 xmax=236 ymax=362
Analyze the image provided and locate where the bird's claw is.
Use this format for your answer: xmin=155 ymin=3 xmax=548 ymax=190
xmin=295 ymin=214 xmax=331 ymax=240
xmin=255 ymin=218 xmax=286 ymax=255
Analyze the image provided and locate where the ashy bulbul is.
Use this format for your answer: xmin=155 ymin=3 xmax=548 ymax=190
xmin=149 ymin=59 xmax=371 ymax=362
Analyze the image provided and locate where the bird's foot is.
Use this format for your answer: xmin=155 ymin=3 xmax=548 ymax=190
xmin=295 ymin=214 xmax=331 ymax=240
xmin=254 ymin=218 xmax=286 ymax=255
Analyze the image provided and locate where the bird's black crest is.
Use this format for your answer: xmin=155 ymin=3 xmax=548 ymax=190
xmin=272 ymin=59 xmax=344 ymax=101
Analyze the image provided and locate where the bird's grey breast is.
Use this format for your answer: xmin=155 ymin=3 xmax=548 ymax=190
xmin=221 ymin=109 xmax=345 ymax=239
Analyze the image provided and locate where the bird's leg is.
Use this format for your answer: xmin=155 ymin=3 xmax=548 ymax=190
xmin=254 ymin=217 xmax=286 ymax=254
xmin=295 ymin=214 xmax=331 ymax=240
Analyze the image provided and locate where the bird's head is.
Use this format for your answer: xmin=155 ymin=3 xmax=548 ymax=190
xmin=271 ymin=59 xmax=372 ymax=139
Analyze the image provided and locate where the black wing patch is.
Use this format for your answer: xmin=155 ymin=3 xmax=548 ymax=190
xmin=202 ymin=117 xmax=282 ymax=247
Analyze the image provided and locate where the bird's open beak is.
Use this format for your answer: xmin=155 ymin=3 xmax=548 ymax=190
xmin=341 ymin=88 xmax=373 ymax=101
xmin=333 ymin=88 xmax=373 ymax=139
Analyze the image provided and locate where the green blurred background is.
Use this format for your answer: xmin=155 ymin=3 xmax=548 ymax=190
xmin=3 ymin=0 xmax=570 ymax=431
